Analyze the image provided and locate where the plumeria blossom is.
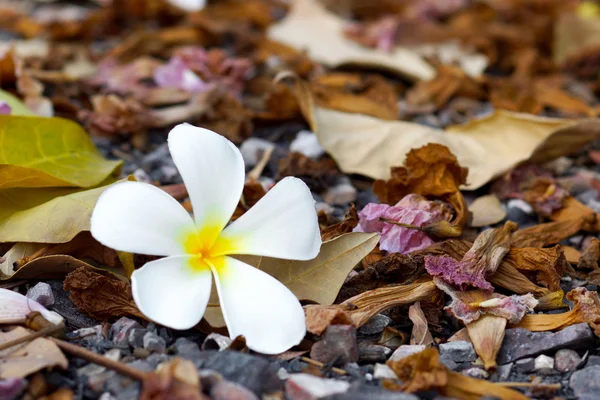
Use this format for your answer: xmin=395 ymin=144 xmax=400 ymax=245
xmin=91 ymin=124 xmax=321 ymax=354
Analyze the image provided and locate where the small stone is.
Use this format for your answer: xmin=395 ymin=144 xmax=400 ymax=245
xmin=439 ymin=354 xmax=458 ymax=371
xmin=194 ymin=351 xmax=281 ymax=395
xmin=172 ymin=337 xmax=202 ymax=361
xmin=586 ymin=355 xmax=600 ymax=367
xmin=543 ymin=157 xmax=573 ymax=175
xmin=357 ymin=343 xmax=391 ymax=364
xmin=534 ymin=355 xmax=554 ymax=371
xmin=310 ymin=325 xmax=358 ymax=366
xmin=323 ymin=183 xmax=357 ymax=206
xmin=373 ymin=364 xmax=398 ymax=380
xmin=286 ymin=374 xmax=350 ymax=400
xmin=439 ymin=341 xmax=477 ymax=363
xmin=319 ymin=382 xmax=418 ymax=400
xmin=48 ymin=280 xmax=98 ymax=328
xmin=240 ymin=138 xmax=274 ymax=167
xmin=555 ymin=349 xmax=582 ymax=373
xmin=198 ymin=369 xmax=224 ymax=392
xmin=389 ymin=345 xmax=426 ymax=362
xmin=514 ymin=358 xmax=535 ymax=373
xmin=110 ymin=317 xmax=143 ymax=347
xmin=132 ymin=168 xmax=151 ymax=183
xmin=26 ymin=282 xmax=54 ymax=307
xmin=358 ymin=315 xmax=391 ymax=336
xmin=493 ymin=363 xmax=513 ymax=382
xmin=202 ymin=333 xmax=232 ymax=351
xmin=289 ymin=130 xmax=324 ymax=159
xmin=570 ymin=366 xmax=600 ymax=399
xmin=461 ymin=367 xmax=488 ymax=379
xmin=211 ymin=380 xmax=258 ymax=400
xmin=143 ymin=332 xmax=166 ymax=353
xmin=498 ymin=323 xmax=594 ymax=364
xmin=128 ymin=328 xmax=146 ymax=348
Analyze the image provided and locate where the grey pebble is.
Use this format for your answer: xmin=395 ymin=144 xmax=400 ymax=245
xmin=439 ymin=341 xmax=477 ymax=363
xmin=570 ymin=366 xmax=600 ymax=399
xmin=358 ymin=314 xmax=391 ymax=336
xmin=555 ymin=349 xmax=582 ymax=373
xmin=26 ymin=282 xmax=54 ymax=307
xmin=143 ymin=332 xmax=166 ymax=353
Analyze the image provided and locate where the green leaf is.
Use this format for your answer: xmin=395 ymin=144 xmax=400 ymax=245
xmin=0 ymin=177 xmax=134 ymax=244
xmin=0 ymin=89 xmax=35 ymax=116
xmin=0 ymin=115 xmax=122 ymax=189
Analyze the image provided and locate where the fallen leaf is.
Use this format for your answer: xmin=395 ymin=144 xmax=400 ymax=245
xmin=63 ymin=267 xmax=144 ymax=321
xmin=503 ymin=246 xmax=567 ymax=291
xmin=309 ymin=107 xmax=600 ymax=190
xmin=425 ymin=222 xmax=518 ymax=291
xmin=203 ymin=232 xmax=379 ymax=327
xmin=386 ymin=347 xmax=528 ymax=399
xmin=320 ymin=204 xmax=358 ymax=241
xmin=554 ymin=13 xmax=600 ymax=66
xmin=468 ymin=194 xmax=506 ymax=227
xmin=550 ymin=196 xmax=599 ymax=231
xmin=0 ymin=327 xmax=68 ymax=379
xmin=515 ymin=287 xmax=600 ymax=336
xmin=278 ymin=151 xmax=340 ymax=192
xmin=0 ymin=177 xmax=133 ymax=244
xmin=373 ymin=144 xmax=468 ymax=229
xmin=563 ymin=245 xmax=582 ymax=264
xmin=305 ymin=280 xmax=440 ymax=334
xmin=267 ymin=0 xmax=435 ymax=81
xmin=511 ymin=217 xmax=594 ymax=248
xmin=409 ymin=302 xmax=434 ymax=346
xmin=0 ymin=115 xmax=122 ymax=189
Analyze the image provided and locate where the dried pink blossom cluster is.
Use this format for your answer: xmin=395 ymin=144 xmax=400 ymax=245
xmin=354 ymin=194 xmax=452 ymax=253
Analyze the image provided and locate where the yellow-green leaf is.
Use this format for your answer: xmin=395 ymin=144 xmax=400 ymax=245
xmin=0 ymin=177 xmax=133 ymax=244
xmin=0 ymin=115 xmax=122 ymax=189
xmin=0 ymin=89 xmax=35 ymax=116
xmin=203 ymin=232 xmax=380 ymax=328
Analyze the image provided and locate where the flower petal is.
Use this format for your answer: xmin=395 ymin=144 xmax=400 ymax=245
xmin=217 ymin=177 xmax=321 ymax=260
xmin=210 ymin=257 xmax=305 ymax=354
xmin=168 ymin=124 xmax=245 ymax=245
xmin=91 ymin=181 xmax=196 ymax=256
xmin=131 ymin=256 xmax=212 ymax=330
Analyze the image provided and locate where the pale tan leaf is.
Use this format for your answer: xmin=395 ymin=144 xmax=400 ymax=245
xmin=409 ymin=302 xmax=434 ymax=346
xmin=0 ymin=327 xmax=68 ymax=379
xmin=267 ymin=0 xmax=435 ymax=81
xmin=312 ymin=107 xmax=600 ymax=190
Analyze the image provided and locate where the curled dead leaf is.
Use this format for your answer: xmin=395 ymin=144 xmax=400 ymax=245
xmin=408 ymin=302 xmax=434 ymax=346
xmin=63 ymin=267 xmax=144 ymax=321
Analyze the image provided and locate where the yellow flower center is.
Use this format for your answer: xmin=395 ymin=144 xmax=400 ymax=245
xmin=180 ymin=222 xmax=239 ymax=274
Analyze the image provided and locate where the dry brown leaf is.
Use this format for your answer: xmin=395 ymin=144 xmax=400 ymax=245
xmin=321 ymin=204 xmax=359 ymax=241
xmin=551 ymin=196 xmax=599 ymax=231
xmin=515 ymin=287 xmax=600 ymax=336
xmin=373 ymin=143 xmax=468 ymax=229
xmin=278 ymin=152 xmax=340 ymax=192
xmin=140 ymin=358 xmax=204 ymax=400
xmin=304 ymin=305 xmax=354 ymax=335
xmin=408 ymin=302 xmax=434 ymax=346
xmin=511 ymin=217 xmax=594 ymax=248
xmin=579 ymin=238 xmax=600 ymax=271
xmin=311 ymin=72 xmax=399 ymax=120
xmin=563 ymin=245 xmax=582 ymax=264
xmin=204 ymin=232 xmax=379 ymax=328
xmin=310 ymin=107 xmax=600 ymax=190
xmin=63 ymin=267 xmax=144 ymax=321
xmin=386 ymin=347 xmax=528 ymax=399
xmin=0 ymin=327 xmax=68 ymax=379
xmin=267 ymin=0 xmax=435 ymax=81
xmin=468 ymin=194 xmax=506 ymax=228
xmin=554 ymin=13 xmax=600 ymax=66
xmin=305 ymin=280 xmax=440 ymax=333
xmin=503 ymin=246 xmax=567 ymax=292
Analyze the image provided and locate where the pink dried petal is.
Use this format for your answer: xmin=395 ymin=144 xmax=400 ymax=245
xmin=479 ymin=294 xmax=538 ymax=324
xmin=0 ymin=288 xmax=63 ymax=325
xmin=445 ymin=297 xmax=481 ymax=324
xmin=355 ymin=194 xmax=452 ymax=254
xmin=425 ymin=255 xmax=494 ymax=291
xmin=0 ymin=378 xmax=26 ymax=400
xmin=154 ymin=57 xmax=212 ymax=93
xmin=0 ymin=101 xmax=10 ymax=114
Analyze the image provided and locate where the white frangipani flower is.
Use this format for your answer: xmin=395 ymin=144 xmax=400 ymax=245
xmin=91 ymin=124 xmax=321 ymax=354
